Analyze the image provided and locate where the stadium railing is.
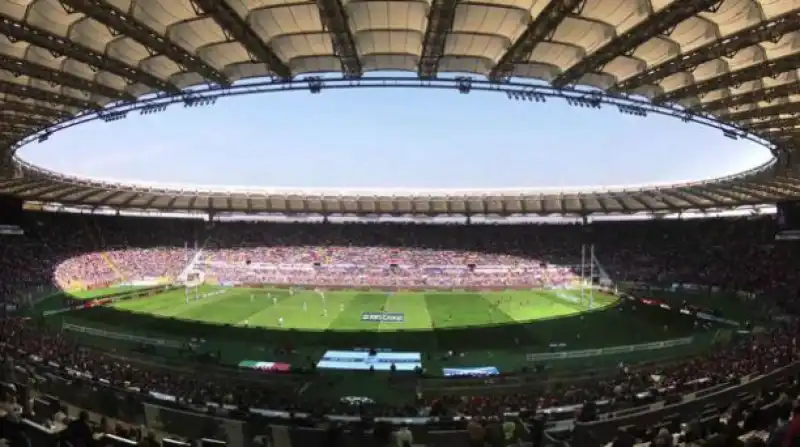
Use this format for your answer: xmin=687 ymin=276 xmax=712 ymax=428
xmin=524 ymin=336 xmax=693 ymax=362
xmin=5 ymin=325 xmax=799 ymax=447
xmin=5 ymin=358 xmax=798 ymax=446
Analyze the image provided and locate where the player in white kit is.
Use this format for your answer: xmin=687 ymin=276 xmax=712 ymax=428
xmin=303 ymin=301 xmax=307 ymax=311
xmin=278 ymin=317 xmax=284 ymax=327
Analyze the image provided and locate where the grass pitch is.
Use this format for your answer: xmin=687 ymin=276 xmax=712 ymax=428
xmin=43 ymin=285 xmax=725 ymax=376
xmin=107 ymin=286 xmax=617 ymax=331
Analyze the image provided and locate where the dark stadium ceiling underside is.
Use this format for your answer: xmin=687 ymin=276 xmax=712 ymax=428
xmin=1 ymin=0 xmax=800 ymax=215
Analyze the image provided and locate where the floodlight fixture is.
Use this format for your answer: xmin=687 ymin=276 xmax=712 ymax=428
xmin=617 ymin=105 xmax=647 ymax=117
xmin=140 ymin=104 xmax=169 ymax=115
xmin=100 ymin=111 xmax=128 ymax=123
xmin=182 ymin=97 xmax=217 ymax=107
xmin=723 ymin=130 xmax=739 ymax=140
xmin=456 ymin=77 xmax=472 ymax=94
xmin=307 ymin=77 xmax=323 ymax=94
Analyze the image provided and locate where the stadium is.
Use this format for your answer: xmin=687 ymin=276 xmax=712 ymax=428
xmin=0 ymin=1 xmax=800 ymax=447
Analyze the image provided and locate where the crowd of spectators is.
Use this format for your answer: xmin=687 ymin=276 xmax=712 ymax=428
xmin=199 ymin=246 xmax=580 ymax=288
xmin=0 ymin=213 xmax=799 ymax=446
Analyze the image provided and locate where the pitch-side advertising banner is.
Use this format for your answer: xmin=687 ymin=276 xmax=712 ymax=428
xmin=442 ymin=366 xmax=500 ymax=377
xmin=238 ymin=360 xmax=292 ymax=373
xmin=360 ymin=312 xmax=405 ymax=322
xmin=316 ymin=350 xmax=421 ymax=371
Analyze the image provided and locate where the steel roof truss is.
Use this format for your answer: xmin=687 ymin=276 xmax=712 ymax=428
xmin=765 ymin=180 xmax=800 ymax=195
xmin=672 ymin=189 xmax=711 ymax=206
xmin=37 ymin=184 xmax=82 ymax=200
xmin=760 ymin=126 xmax=798 ymax=138
xmin=117 ymin=192 xmax=143 ymax=207
xmin=686 ymin=187 xmax=733 ymax=203
xmin=142 ymin=195 xmax=160 ymax=209
xmin=490 ymin=0 xmax=582 ymax=80
xmin=657 ymin=52 xmax=800 ymax=104
xmin=616 ymin=192 xmax=648 ymax=210
xmin=724 ymin=184 xmax=781 ymax=201
xmin=0 ymin=14 xmax=178 ymax=94
xmin=94 ymin=189 xmax=129 ymax=206
xmin=743 ymin=183 xmax=783 ymax=197
xmin=0 ymin=113 xmax=52 ymax=128
xmin=724 ymin=101 xmax=800 ymax=122
xmin=648 ymin=191 xmax=686 ymax=208
xmin=0 ymin=123 xmax=35 ymax=134
xmin=594 ymin=196 xmax=609 ymax=213
xmin=637 ymin=192 xmax=670 ymax=210
xmin=0 ymin=100 xmax=72 ymax=119
xmin=701 ymin=83 xmax=800 ymax=115
xmin=608 ymin=194 xmax=631 ymax=211
xmin=60 ymin=0 xmax=230 ymax=86
xmin=552 ymin=0 xmax=722 ymax=88
xmin=704 ymin=184 xmax=758 ymax=201
xmin=3 ymin=179 xmax=49 ymax=195
xmin=0 ymin=79 xmax=98 ymax=110
xmin=62 ymin=188 xmax=107 ymax=203
xmin=418 ymin=0 xmax=460 ymax=78
xmin=606 ymin=196 xmax=626 ymax=211
xmin=315 ymin=0 xmax=362 ymax=78
xmin=0 ymin=53 xmax=134 ymax=101
xmin=747 ymin=116 xmax=799 ymax=131
xmin=614 ymin=13 xmax=800 ymax=91
xmin=189 ymin=0 xmax=291 ymax=80
xmin=576 ymin=196 xmax=586 ymax=214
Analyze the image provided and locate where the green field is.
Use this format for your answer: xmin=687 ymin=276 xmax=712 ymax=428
xmin=36 ymin=285 xmax=726 ymax=374
xmin=27 ymin=285 xmax=750 ymax=401
xmin=104 ymin=286 xmax=617 ymax=331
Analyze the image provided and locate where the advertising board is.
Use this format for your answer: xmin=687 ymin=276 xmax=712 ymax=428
xmin=316 ymin=350 xmax=421 ymax=371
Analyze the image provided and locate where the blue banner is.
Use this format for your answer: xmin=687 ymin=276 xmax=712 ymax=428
xmin=317 ymin=350 xmax=421 ymax=371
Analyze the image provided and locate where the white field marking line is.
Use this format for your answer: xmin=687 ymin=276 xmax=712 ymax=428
xmin=318 ymin=294 xmax=353 ymax=331
xmin=166 ymin=289 xmax=240 ymax=318
xmin=377 ymin=291 xmax=401 ymax=332
xmin=116 ymin=289 xmax=209 ymax=314
xmin=417 ymin=293 xmax=434 ymax=330
xmin=532 ymin=290 xmax=583 ymax=312
xmin=230 ymin=290 xmax=311 ymax=328
xmin=377 ymin=292 xmax=388 ymax=332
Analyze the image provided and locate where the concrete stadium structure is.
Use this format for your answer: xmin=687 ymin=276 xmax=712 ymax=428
xmin=0 ymin=0 xmax=800 ymax=215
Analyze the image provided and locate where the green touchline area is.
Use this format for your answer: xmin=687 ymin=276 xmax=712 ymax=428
xmin=33 ymin=285 xmax=735 ymax=375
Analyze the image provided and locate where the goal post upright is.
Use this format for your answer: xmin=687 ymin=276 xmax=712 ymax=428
xmin=589 ymin=244 xmax=595 ymax=309
xmin=580 ymin=244 xmax=586 ymax=301
xmin=183 ymin=270 xmax=204 ymax=302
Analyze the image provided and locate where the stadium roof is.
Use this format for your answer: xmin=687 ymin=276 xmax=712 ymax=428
xmin=1 ymin=0 xmax=800 ymax=215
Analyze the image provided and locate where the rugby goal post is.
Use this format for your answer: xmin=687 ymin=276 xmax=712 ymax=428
xmin=183 ymin=270 xmax=205 ymax=301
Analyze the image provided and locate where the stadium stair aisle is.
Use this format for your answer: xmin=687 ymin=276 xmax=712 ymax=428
xmin=100 ymin=252 xmax=127 ymax=283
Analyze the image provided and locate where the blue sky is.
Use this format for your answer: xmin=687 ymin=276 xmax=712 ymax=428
xmin=19 ymin=82 xmax=772 ymax=191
